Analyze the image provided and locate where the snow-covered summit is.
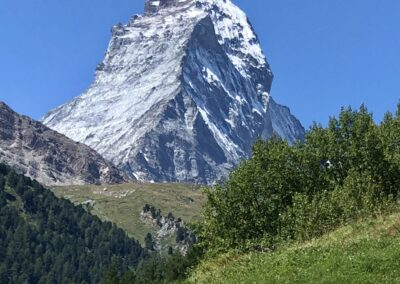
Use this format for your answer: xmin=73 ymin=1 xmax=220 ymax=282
xmin=144 ymin=0 xmax=191 ymax=14
xmin=43 ymin=0 xmax=305 ymax=184
xmin=145 ymin=0 xmax=267 ymax=75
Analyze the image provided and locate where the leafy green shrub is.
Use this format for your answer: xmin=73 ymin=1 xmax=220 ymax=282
xmin=199 ymin=105 xmax=400 ymax=253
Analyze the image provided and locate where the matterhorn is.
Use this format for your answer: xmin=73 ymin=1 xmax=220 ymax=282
xmin=43 ymin=0 xmax=305 ymax=184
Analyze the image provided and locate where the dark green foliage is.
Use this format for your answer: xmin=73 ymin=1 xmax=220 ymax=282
xmin=200 ymin=105 xmax=400 ymax=253
xmin=143 ymin=204 xmax=162 ymax=219
xmin=102 ymin=263 xmax=120 ymax=284
xmin=176 ymin=226 xmax=186 ymax=242
xmin=0 ymin=164 xmax=146 ymax=284
xmin=145 ymin=233 xmax=156 ymax=251
xmin=167 ymin=212 xmax=174 ymax=219
xmin=111 ymin=247 xmax=203 ymax=284
xmin=120 ymin=270 xmax=137 ymax=284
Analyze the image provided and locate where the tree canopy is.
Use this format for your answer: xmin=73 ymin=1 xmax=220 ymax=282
xmin=0 ymin=164 xmax=146 ymax=283
xmin=199 ymin=105 xmax=400 ymax=253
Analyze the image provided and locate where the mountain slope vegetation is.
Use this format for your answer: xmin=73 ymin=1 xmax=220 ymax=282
xmin=198 ymin=105 xmax=400 ymax=254
xmin=187 ymin=211 xmax=400 ymax=283
xmin=0 ymin=164 xmax=145 ymax=283
xmin=180 ymin=105 xmax=400 ymax=283
xmin=51 ymin=183 xmax=204 ymax=247
xmin=100 ymin=104 xmax=400 ymax=284
xmin=1 ymin=103 xmax=398 ymax=284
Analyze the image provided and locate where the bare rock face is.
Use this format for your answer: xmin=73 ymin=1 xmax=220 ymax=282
xmin=0 ymin=102 xmax=125 ymax=185
xmin=43 ymin=0 xmax=305 ymax=184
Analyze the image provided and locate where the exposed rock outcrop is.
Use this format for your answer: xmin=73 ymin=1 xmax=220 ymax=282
xmin=141 ymin=204 xmax=196 ymax=254
xmin=0 ymin=102 xmax=125 ymax=185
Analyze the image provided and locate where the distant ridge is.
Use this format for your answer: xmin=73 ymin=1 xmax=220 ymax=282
xmin=0 ymin=102 xmax=125 ymax=185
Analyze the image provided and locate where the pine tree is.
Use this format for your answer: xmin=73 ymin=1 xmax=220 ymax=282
xmin=145 ymin=233 xmax=155 ymax=251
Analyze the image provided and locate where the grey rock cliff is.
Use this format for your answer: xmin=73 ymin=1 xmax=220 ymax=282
xmin=43 ymin=0 xmax=305 ymax=184
xmin=0 ymin=102 xmax=125 ymax=185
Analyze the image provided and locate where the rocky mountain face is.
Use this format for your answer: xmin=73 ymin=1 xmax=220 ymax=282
xmin=141 ymin=204 xmax=196 ymax=254
xmin=43 ymin=0 xmax=305 ymax=184
xmin=0 ymin=102 xmax=125 ymax=186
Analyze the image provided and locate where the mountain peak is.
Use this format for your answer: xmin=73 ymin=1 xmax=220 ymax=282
xmin=43 ymin=0 xmax=304 ymax=184
xmin=144 ymin=0 xmax=193 ymax=14
xmin=0 ymin=101 xmax=12 ymax=111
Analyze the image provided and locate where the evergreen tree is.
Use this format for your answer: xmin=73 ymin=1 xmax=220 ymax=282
xmin=145 ymin=233 xmax=155 ymax=251
xmin=0 ymin=163 xmax=146 ymax=283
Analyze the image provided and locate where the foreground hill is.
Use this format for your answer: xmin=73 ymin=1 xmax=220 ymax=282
xmin=0 ymin=163 xmax=145 ymax=283
xmin=0 ymin=102 xmax=125 ymax=185
xmin=51 ymin=183 xmax=204 ymax=249
xmin=187 ymin=210 xmax=400 ymax=283
xmin=184 ymin=105 xmax=400 ymax=284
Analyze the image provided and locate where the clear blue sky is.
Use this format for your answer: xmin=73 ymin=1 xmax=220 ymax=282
xmin=1 ymin=0 xmax=399 ymax=128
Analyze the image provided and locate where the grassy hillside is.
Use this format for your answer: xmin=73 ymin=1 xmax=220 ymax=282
xmin=187 ymin=211 xmax=400 ymax=283
xmin=51 ymin=183 xmax=204 ymax=244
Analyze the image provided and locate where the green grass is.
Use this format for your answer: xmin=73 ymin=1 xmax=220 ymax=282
xmin=51 ymin=183 xmax=204 ymax=244
xmin=52 ymin=184 xmax=400 ymax=283
xmin=187 ymin=212 xmax=400 ymax=284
